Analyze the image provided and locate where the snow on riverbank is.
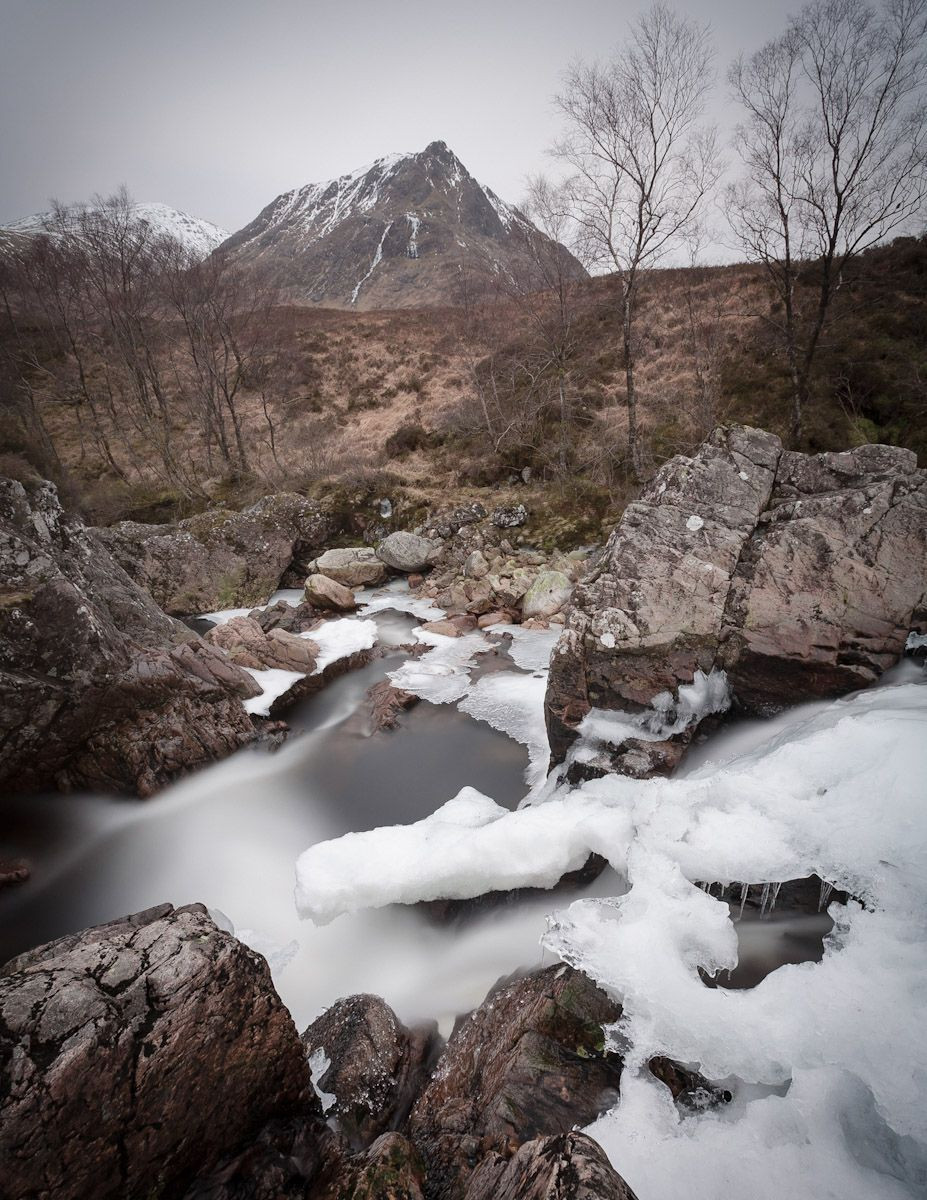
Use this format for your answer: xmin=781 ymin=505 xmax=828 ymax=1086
xmin=296 ymin=671 xmax=927 ymax=1198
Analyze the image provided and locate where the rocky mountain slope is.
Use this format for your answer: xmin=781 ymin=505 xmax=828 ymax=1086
xmin=219 ymin=141 xmax=587 ymax=309
xmin=0 ymin=201 xmax=229 ymax=260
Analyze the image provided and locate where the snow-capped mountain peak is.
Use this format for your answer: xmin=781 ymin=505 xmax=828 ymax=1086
xmin=219 ymin=141 xmax=581 ymax=309
xmin=2 ymin=202 xmax=228 ymax=261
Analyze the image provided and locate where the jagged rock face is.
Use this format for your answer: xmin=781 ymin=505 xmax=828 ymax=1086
xmin=301 ymin=994 xmax=441 ymax=1150
xmin=96 ymin=493 xmax=337 ymax=616
xmin=545 ymin=427 xmax=927 ymax=773
xmin=0 ymin=477 xmax=259 ymax=797
xmin=719 ymin=443 xmax=927 ymax=709
xmin=463 ymin=1132 xmax=638 ymax=1200
xmin=407 ymin=965 xmax=623 ymax=1200
xmin=219 ymin=141 xmax=586 ymax=310
xmin=0 ymin=904 xmax=313 ymax=1200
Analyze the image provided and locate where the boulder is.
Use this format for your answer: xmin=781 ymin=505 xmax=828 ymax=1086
xmin=0 ymin=904 xmax=314 ymax=1200
xmin=96 ymin=493 xmax=336 ymax=615
xmin=421 ymin=619 xmax=462 ymax=637
xmin=463 ymin=550 xmax=489 ymax=579
xmin=491 ymin=504 xmax=528 ymax=529
xmin=315 ymin=547 xmax=388 ymax=588
xmin=521 ymin=569 xmax=573 ymax=619
xmin=305 ymin=572 xmax=357 ymax=611
xmin=205 ymin=616 xmax=318 ymax=673
xmin=331 ymin=1132 xmax=426 ymax=1200
xmin=0 ymin=478 xmax=259 ymax=797
xmin=301 ymin=994 xmax=440 ymax=1150
xmin=463 ymin=1132 xmax=637 ymax=1200
xmin=407 ymin=966 xmax=623 ymax=1200
xmin=545 ymin=426 xmax=927 ymax=773
xmin=367 ymin=680 xmax=420 ymax=730
xmin=377 ymin=532 xmax=438 ymax=573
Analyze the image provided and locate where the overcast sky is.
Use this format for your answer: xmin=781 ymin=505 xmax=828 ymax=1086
xmin=1 ymin=0 xmax=798 ymax=233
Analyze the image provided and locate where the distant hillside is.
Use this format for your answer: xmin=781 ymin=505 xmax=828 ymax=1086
xmin=219 ymin=141 xmax=586 ymax=309
xmin=1 ymin=201 xmax=228 ymax=261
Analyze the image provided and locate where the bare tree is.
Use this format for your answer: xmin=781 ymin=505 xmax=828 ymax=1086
xmin=728 ymin=0 xmax=927 ymax=444
xmin=554 ymin=3 xmax=719 ymax=477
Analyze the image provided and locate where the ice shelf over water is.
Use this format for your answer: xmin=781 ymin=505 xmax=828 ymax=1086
xmin=296 ymin=671 xmax=927 ymax=1199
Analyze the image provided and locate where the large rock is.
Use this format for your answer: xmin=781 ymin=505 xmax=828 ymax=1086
xmin=0 ymin=478 xmax=260 ymax=797
xmin=96 ymin=493 xmax=336 ymax=615
xmin=463 ymin=1132 xmax=637 ymax=1200
xmin=719 ymin=443 xmax=927 ymax=709
xmin=315 ymin=546 xmax=388 ymax=588
xmin=407 ymin=966 xmax=623 ymax=1200
xmin=0 ymin=904 xmax=314 ymax=1200
xmin=377 ymin=531 xmax=438 ymax=573
xmin=305 ymin=572 xmax=357 ymax=611
xmin=522 ymin=569 xmax=573 ymax=619
xmin=545 ymin=427 xmax=927 ymax=772
xmin=302 ymin=994 xmax=440 ymax=1150
xmin=205 ymin=615 xmax=318 ymax=672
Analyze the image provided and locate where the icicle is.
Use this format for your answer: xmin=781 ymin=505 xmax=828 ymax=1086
xmin=770 ymin=882 xmax=782 ymax=914
xmin=738 ymin=883 xmax=749 ymax=920
xmin=818 ymin=880 xmax=834 ymax=912
xmin=759 ymin=881 xmax=772 ymax=917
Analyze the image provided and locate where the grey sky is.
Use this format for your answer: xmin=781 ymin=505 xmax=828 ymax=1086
xmin=1 ymin=0 xmax=797 ymax=232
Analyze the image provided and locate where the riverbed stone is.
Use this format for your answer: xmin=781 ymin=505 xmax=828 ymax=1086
xmin=521 ymin=569 xmax=573 ymax=619
xmin=463 ymin=1132 xmax=638 ymax=1200
xmin=305 ymin=572 xmax=358 ymax=611
xmin=0 ymin=904 xmax=314 ymax=1200
xmin=205 ymin=615 xmax=318 ymax=672
xmin=377 ymin=531 xmax=438 ymax=573
xmin=408 ymin=965 xmax=623 ymax=1200
xmin=302 ymin=994 xmax=441 ymax=1150
xmin=316 ymin=547 xmax=388 ymax=588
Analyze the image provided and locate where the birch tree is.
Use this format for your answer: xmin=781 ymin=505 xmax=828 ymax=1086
xmin=554 ymin=3 xmax=719 ymax=477
xmin=728 ymin=0 xmax=927 ymax=444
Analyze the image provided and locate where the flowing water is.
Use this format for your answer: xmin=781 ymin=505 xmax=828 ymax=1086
xmin=0 ymin=583 xmax=860 ymax=1032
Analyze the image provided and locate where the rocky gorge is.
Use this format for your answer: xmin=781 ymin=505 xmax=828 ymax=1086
xmin=1 ymin=425 xmax=925 ymax=1199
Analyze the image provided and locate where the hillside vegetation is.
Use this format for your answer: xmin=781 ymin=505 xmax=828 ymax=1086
xmin=1 ymin=233 xmax=924 ymax=544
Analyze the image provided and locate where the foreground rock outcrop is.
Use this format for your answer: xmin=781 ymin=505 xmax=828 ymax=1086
xmin=302 ymin=993 xmax=441 ymax=1149
xmin=546 ymin=427 xmax=927 ymax=772
xmin=0 ymin=478 xmax=259 ymax=796
xmin=1 ymin=911 xmax=637 ymax=1200
xmin=0 ymin=904 xmax=314 ymax=1200
xmin=407 ymin=965 xmax=624 ymax=1200
xmin=97 ymin=493 xmax=336 ymax=615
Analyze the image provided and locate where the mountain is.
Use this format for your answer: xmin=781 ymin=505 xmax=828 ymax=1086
xmin=219 ymin=141 xmax=587 ymax=309
xmin=1 ymin=202 xmax=229 ymax=261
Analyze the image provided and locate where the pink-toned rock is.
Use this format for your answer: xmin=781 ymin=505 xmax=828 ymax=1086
xmin=420 ymin=619 xmax=462 ymax=637
xmin=545 ymin=427 xmax=927 ymax=776
xmin=206 ymin=616 xmax=317 ymax=673
xmin=304 ymin=572 xmax=357 ymax=611
xmin=477 ymin=610 xmax=511 ymax=629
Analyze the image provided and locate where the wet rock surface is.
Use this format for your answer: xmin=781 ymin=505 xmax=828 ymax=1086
xmin=302 ymin=994 xmax=441 ymax=1150
xmin=545 ymin=427 xmax=927 ymax=772
xmin=0 ymin=477 xmax=259 ymax=797
xmin=205 ymin=614 xmax=319 ymax=672
xmin=463 ymin=1132 xmax=638 ymax=1200
xmin=97 ymin=493 xmax=336 ymax=615
xmin=407 ymin=965 xmax=624 ymax=1200
xmin=0 ymin=904 xmax=313 ymax=1200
